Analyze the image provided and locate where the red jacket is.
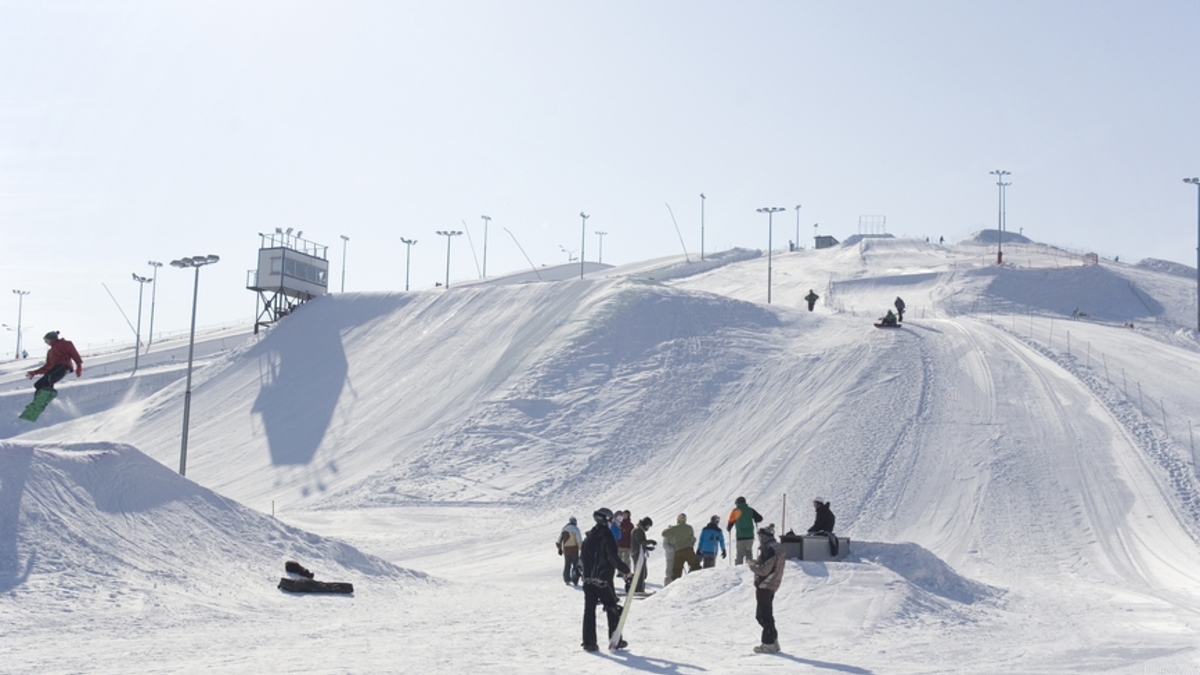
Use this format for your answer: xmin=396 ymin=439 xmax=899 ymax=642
xmin=30 ymin=338 xmax=83 ymax=376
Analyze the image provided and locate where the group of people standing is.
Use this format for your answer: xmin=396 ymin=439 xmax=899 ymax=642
xmin=558 ymin=495 xmax=835 ymax=655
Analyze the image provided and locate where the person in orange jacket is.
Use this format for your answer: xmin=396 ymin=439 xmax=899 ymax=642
xmin=26 ymin=331 xmax=83 ymax=391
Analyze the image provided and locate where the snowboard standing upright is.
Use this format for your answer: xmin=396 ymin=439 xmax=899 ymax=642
xmin=19 ymin=389 xmax=57 ymax=422
xmin=609 ymin=547 xmax=649 ymax=650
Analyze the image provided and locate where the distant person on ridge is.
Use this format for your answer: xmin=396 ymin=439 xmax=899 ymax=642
xmin=748 ymin=524 xmax=786 ymax=654
xmin=557 ymin=516 xmax=584 ymax=586
xmin=580 ymin=508 xmax=631 ymax=652
xmin=804 ymin=289 xmax=819 ymax=312
xmin=662 ymin=513 xmax=700 ymax=584
xmin=697 ymin=515 xmax=727 ymax=568
xmin=727 ymin=496 xmax=763 ymax=565
xmin=806 ymin=498 xmax=835 ymax=535
xmin=894 ymin=297 xmax=906 ymax=323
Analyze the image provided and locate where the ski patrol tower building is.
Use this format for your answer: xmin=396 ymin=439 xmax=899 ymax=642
xmin=246 ymin=228 xmax=329 ymax=333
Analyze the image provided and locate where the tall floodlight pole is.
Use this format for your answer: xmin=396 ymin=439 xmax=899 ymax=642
xmin=436 ymin=230 xmax=462 ymax=288
xmin=700 ymin=193 xmax=706 ymax=261
xmin=146 ymin=261 xmax=162 ymax=350
xmin=169 ymin=254 xmax=219 ymax=476
xmin=400 ymin=237 xmax=417 ymax=291
xmin=131 ymin=273 xmax=152 ymax=374
xmin=990 ymin=170 xmax=1010 ymax=265
xmin=480 ymin=215 xmax=491 ymax=278
xmin=579 ymin=212 xmax=589 ymax=279
xmin=757 ymin=207 xmax=785 ymax=303
xmin=1185 ymin=177 xmax=1200 ymax=332
xmin=339 ymin=235 xmax=349 ymax=292
xmin=12 ymin=289 xmax=29 ymax=359
xmin=794 ymin=204 xmax=802 ymax=251
xmin=595 ymin=231 xmax=608 ymax=264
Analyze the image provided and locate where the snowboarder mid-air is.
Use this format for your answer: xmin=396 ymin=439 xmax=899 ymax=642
xmin=19 ymin=331 xmax=83 ymax=422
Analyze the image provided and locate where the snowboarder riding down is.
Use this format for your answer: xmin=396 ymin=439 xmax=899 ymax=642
xmin=19 ymin=331 xmax=83 ymax=422
xmin=804 ymin=290 xmax=819 ymax=312
xmin=26 ymin=331 xmax=83 ymax=391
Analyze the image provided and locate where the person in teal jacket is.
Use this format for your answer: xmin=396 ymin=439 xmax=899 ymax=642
xmin=726 ymin=496 xmax=763 ymax=565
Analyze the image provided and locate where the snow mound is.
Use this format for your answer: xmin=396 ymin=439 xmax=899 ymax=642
xmin=981 ymin=264 xmax=1165 ymax=321
xmin=960 ymin=229 xmax=1034 ymax=246
xmin=852 ymin=541 xmax=1001 ymax=605
xmin=319 ymin=282 xmax=781 ymax=507
xmin=0 ymin=441 xmax=426 ymax=607
xmin=1136 ymin=257 xmax=1197 ymax=279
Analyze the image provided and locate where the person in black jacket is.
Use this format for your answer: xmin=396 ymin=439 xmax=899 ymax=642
xmin=580 ymin=507 xmax=632 ymax=652
xmin=806 ymin=498 xmax=836 ymax=535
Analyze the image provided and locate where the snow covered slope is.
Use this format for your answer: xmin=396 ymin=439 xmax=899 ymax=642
xmin=4 ymin=238 xmax=1200 ymax=673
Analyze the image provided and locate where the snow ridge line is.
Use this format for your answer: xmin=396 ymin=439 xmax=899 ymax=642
xmin=988 ymin=319 xmax=1200 ymax=543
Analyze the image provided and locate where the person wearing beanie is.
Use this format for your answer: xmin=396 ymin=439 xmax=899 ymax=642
xmin=19 ymin=331 xmax=84 ymax=421
xmin=26 ymin=331 xmax=83 ymax=391
xmin=806 ymin=498 xmax=836 ymax=535
xmin=696 ymin=515 xmax=727 ymax=568
xmin=726 ymin=496 xmax=764 ymax=565
xmin=628 ymin=516 xmax=656 ymax=595
xmin=557 ymin=516 xmax=584 ymax=586
xmin=748 ymin=523 xmax=786 ymax=653
xmin=661 ymin=513 xmax=700 ymax=584
xmin=580 ymin=507 xmax=631 ymax=652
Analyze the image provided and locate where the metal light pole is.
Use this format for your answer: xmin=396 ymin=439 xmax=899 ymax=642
xmin=757 ymin=207 xmax=785 ymax=303
xmin=12 ymin=289 xmax=29 ymax=359
xmin=436 ymin=230 xmax=462 ymax=288
xmin=579 ymin=212 xmax=589 ymax=279
xmin=1185 ymin=177 xmax=1200 ymax=332
xmin=794 ymin=204 xmax=802 ymax=251
xmin=169 ymin=254 xmax=219 ymax=476
xmin=339 ymin=235 xmax=349 ymax=292
xmin=700 ymin=193 xmax=706 ymax=261
xmin=990 ymin=170 xmax=1010 ymax=265
xmin=480 ymin=215 xmax=491 ymax=278
xmin=400 ymin=237 xmax=417 ymax=291
xmin=147 ymin=261 xmax=162 ymax=350
xmin=595 ymin=231 xmax=608 ymax=264
xmin=131 ymin=273 xmax=152 ymax=374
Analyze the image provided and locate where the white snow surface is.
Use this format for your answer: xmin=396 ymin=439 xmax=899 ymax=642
xmin=3 ymin=236 xmax=1200 ymax=673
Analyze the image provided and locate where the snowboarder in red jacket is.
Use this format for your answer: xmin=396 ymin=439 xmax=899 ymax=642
xmin=26 ymin=331 xmax=83 ymax=391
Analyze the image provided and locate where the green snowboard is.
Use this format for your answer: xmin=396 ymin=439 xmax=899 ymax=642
xmin=19 ymin=389 xmax=57 ymax=422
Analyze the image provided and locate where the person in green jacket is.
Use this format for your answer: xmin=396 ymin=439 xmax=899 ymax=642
xmin=726 ymin=496 xmax=763 ymax=565
xmin=661 ymin=514 xmax=700 ymax=584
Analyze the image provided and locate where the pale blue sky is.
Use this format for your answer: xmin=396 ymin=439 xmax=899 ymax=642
xmin=4 ymin=1 xmax=1199 ymax=347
